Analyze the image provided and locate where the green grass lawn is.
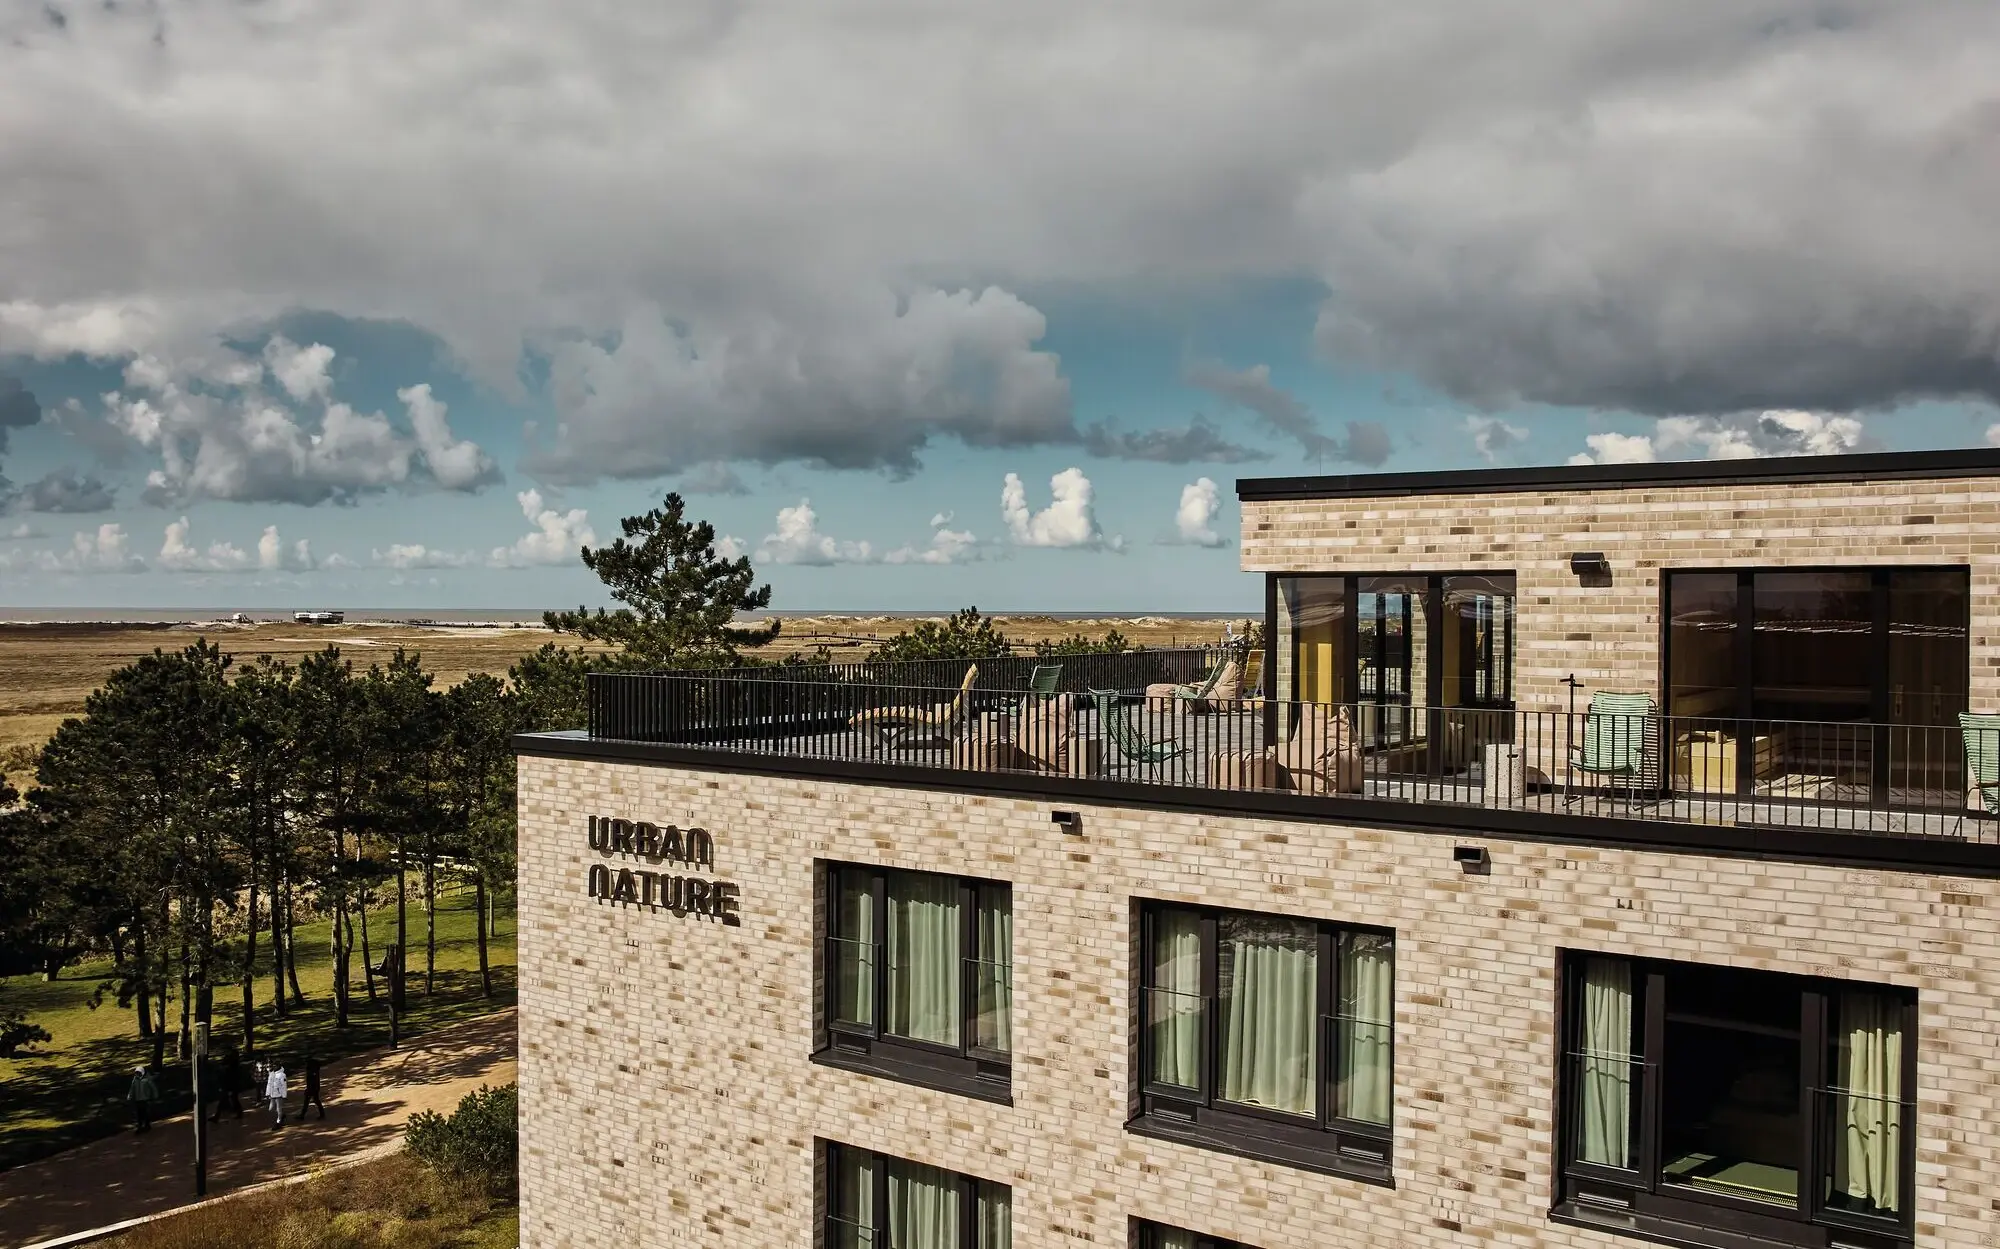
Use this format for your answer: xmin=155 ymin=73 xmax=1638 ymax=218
xmin=0 ymin=888 xmax=515 ymax=1171
xmin=108 ymin=1152 xmax=519 ymax=1249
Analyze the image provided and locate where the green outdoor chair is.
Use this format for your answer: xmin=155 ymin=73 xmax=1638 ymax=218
xmin=1568 ymin=691 xmax=1660 ymax=799
xmin=1002 ymin=664 xmax=1063 ymax=712
xmin=1957 ymin=712 xmax=2000 ymax=832
xmin=1089 ymin=689 xmax=1188 ymax=773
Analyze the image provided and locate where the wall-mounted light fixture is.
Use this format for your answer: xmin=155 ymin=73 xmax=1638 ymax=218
xmin=1453 ymin=845 xmax=1491 ymax=874
xmin=1569 ymin=552 xmax=1611 ymax=577
xmin=1051 ymin=810 xmax=1082 ymax=834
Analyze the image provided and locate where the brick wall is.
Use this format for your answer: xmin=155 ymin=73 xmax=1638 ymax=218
xmin=516 ymin=754 xmax=2000 ymax=1248
xmin=1239 ymin=478 xmax=2000 ymax=714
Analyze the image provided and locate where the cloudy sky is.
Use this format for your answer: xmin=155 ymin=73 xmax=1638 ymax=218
xmin=2 ymin=1 xmax=1998 ymax=612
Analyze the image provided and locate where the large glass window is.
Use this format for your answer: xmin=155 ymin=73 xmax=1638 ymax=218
xmin=1664 ymin=568 xmax=1969 ymax=802
xmin=1136 ymin=1221 xmax=1257 ymax=1249
xmin=1557 ymin=954 xmax=1914 ymax=1246
xmin=821 ymin=864 xmax=1011 ymax=1099
xmin=1135 ymin=902 xmax=1393 ymax=1181
xmin=824 ymin=1142 xmax=1011 ymax=1249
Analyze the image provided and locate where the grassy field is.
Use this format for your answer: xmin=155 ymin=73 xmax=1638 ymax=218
xmin=106 ymin=1152 xmax=518 ymax=1249
xmin=0 ymin=888 xmax=515 ymax=1171
xmin=0 ymin=615 xmax=1240 ymax=771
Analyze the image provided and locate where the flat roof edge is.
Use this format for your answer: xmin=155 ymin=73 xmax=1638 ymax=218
xmin=512 ymin=731 xmax=2000 ymax=880
xmin=1236 ymin=447 xmax=2000 ymax=503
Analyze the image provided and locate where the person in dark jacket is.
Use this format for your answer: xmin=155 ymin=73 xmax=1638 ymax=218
xmin=208 ymin=1047 xmax=244 ymax=1120
xmin=128 ymin=1065 xmax=160 ymax=1133
xmin=297 ymin=1055 xmax=326 ymax=1120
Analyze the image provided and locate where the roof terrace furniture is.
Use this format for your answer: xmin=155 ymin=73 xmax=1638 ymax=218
xmin=1143 ymin=658 xmax=1242 ymax=714
xmin=1011 ymin=692 xmax=1077 ymax=775
xmin=1568 ymin=691 xmax=1662 ymax=798
xmin=1089 ymin=689 xmax=1188 ymax=774
xmin=1273 ymin=702 xmax=1365 ymax=795
xmin=1958 ymin=712 xmax=2000 ymax=833
xmin=849 ymin=665 xmax=980 ymax=750
xmin=1001 ymin=664 xmax=1063 ymax=713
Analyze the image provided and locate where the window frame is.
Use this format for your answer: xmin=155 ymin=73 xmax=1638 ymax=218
xmin=1135 ymin=1219 xmax=1256 ymax=1249
xmin=814 ymin=861 xmax=1012 ymax=1104
xmin=1552 ymin=951 xmax=1918 ymax=1249
xmin=820 ymin=1140 xmax=1010 ymax=1249
xmin=1128 ymin=900 xmax=1395 ymax=1184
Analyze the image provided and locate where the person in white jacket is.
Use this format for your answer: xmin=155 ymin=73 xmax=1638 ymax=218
xmin=264 ymin=1062 xmax=289 ymax=1128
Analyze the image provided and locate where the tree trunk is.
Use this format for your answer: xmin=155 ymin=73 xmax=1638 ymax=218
xmin=359 ymin=903 xmax=377 ymax=1003
xmin=132 ymin=918 xmax=152 ymax=1040
xmin=284 ymin=887 xmax=305 ymax=1006
xmin=474 ymin=872 xmax=491 ymax=998
xmin=110 ymin=925 xmax=127 ymax=967
xmin=178 ymin=941 xmax=192 ymax=1061
xmin=396 ymin=830 xmax=408 ymax=1013
xmin=243 ymin=851 xmax=259 ymax=1055
xmin=43 ymin=951 xmax=62 ymax=981
xmin=423 ymin=853 xmax=436 ymax=995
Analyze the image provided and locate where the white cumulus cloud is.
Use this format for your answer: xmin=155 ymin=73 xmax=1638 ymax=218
xmin=1174 ymin=477 xmax=1226 ymax=548
xmin=756 ymin=500 xmax=874 ymax=566
xmin=373 ymin=543 xmax=477 ymax=570
xmin=257 ymin=524 xmax=317 ymax=572
xmin=1569 ymin=413 xmax=1874 ymax=465
xmin=885 ymin=521 xmax=981 ymax=566
xmin=489 ymin=489 xmax=595 ymax=569
xmin=158 ymin=516 xmax=252 ymax=573
xmin=401 ymin=384 xmax=501 ymax=492
xmin=1465 ymin=416 xmax=1529 ymax=463
xmin=1001 ymin=468 xmax=1120 ymax=551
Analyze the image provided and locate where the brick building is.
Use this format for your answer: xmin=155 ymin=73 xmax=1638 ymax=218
xmin=515 ymin=449 xmax=2000 ymax=1249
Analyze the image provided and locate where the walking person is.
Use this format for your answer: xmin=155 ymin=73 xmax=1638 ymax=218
xmin=296 ymin=1055 xmax=327 ymax=1121
xmin=209 ymin=1047 xmax=244 ymax=1121
xmin=264 ymin=1061 xmax=289 ymax=1128
xmin=128 ymin=1065 xmax=159 ymax=1134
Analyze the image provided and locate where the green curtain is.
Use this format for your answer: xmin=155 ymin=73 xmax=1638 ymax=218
xmin=1831 ymin=989 xmax=1904 ymax=1216
xmin=974 ymin=890 xmax=1013 ymax=1053
xmin=834 ymin=873 xmax=876 ymax=1028
xmin=1336 ymin=931 xmax=1394 ymax=1125
xmin=887 ymin=1159 xmax=960 ymax=1249
xmin=834 ymin=1149 xmax=877 ymax=1249
xmin=887 ymin=873 xmax=962 ymax=1046
xmin=1217 ymin=915 xmax=1318 ymax=1115
xmin=975 ymin=1182 xmax=1011 ymax=1249
xmin=1577 ymin=957 xmax=1634 ymax=1169
xmin=1148 ymin=908 xmax=1203 ymax=1088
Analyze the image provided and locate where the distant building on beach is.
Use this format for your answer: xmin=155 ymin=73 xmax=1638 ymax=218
xmin=293 ymin=610 xmax=344 ymax=624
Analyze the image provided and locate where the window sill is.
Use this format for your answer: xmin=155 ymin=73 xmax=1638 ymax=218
xmin=811 ymin=1044 xmax=1013 ymax=1107
xmin=1125 ymin=1112 xmax=1392 ymax=1187
xmin=1550 ymin=1199 xmax=1909 ymax=1249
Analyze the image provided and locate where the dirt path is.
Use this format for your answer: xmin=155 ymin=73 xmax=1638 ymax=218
xmin=0 ymin=1008 xmax=516 ymax=1249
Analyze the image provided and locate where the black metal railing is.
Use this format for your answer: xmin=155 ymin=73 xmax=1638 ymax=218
xmin=579 ymin=673 xmax=1999 ymax=845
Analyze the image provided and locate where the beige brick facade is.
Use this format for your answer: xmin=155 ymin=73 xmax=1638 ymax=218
xmin=515 ymin=752 xmax=2000 ymax=1249
xmin=1239 ymin=477 xmax=2000 ymax=714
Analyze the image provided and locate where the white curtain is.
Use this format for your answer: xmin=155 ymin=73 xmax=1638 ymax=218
xmin=1832 ymin=989 xmax=1904 ymax=1216
xmin=1149 ymin=909 xmax=1203 ymax=1088
xmin=1577 ymin=957 xmax=1634 ymax=1169
xmin=835 ymin=1150 xmax=877 ymax=1249
xmin=835 ymin=874 xmax=876 ymax=1028
xmin=1218 ymin=916 xmax=1319 ymax=1115
xmin=975 ymin=891 xmax=1013 ymax=1053
xmin=887 ymin=1160 xmax=960 ymax=1249
xmin=1336 ymin=931 xmax=1394 ymax=1125
xmin=886 ymin=874 xmax=962 ymax=1046
xmin=975 ymin=1183 xmax=1011 ymax=1249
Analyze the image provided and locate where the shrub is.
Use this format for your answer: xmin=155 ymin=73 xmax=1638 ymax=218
xmin=1031 ymin=628 xmax=1133 ymax=658
xmin=404 ymin=1083 xmax=518 ymax=1198
xmin=0 ymin=1010 xmax=51 ymax=1058
xmin=867 ymin=607 xmax=1012 ymax=662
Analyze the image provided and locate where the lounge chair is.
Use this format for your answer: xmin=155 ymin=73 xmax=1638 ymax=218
xmin=1013 ymin=691 xmax=1077 ymax=774
xmin=1089 ymin=689 xmax=1188 ymax=773
xmin=1143 ymin=658 xmax=1242 ymax=714
xmin=1274 ymin=703 xmax=1365 ymax=795
xmin=1568 ymin=691 xmax=1661 ymax=799
xmin=1958 ymin=712 xmax=2000 ymax=833
xmin=850 ymin=665 xmax=979 ymax=750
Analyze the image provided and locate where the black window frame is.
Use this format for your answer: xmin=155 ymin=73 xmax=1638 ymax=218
xmin=820 ymin=1140 xmax=1010 ymax=1249
xmin=1127 ymin=900 xmax=1395 ymax=1184
xmin=1135 ymin=1219 xmax=1256 ymax=1249
xmin=1552 ymin=951 xmax=1918 ymax=1249
xmin=813 ymin=861 xmax=1012 ymax=1104
xmin=1660 ymin=565 xmax=1971 ymax=805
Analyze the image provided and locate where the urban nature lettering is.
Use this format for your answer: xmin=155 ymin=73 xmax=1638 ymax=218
xmin=587 ymin=816 xmax=714 ymax=866
xmin=585 ymin=816 xmax=740 ymax=926
xmin=587 ymin=864 xmax=741 ymax=926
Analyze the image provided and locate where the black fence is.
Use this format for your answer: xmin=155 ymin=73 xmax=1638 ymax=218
xmin=581 ymin=672 xmax=1999 ymax=845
